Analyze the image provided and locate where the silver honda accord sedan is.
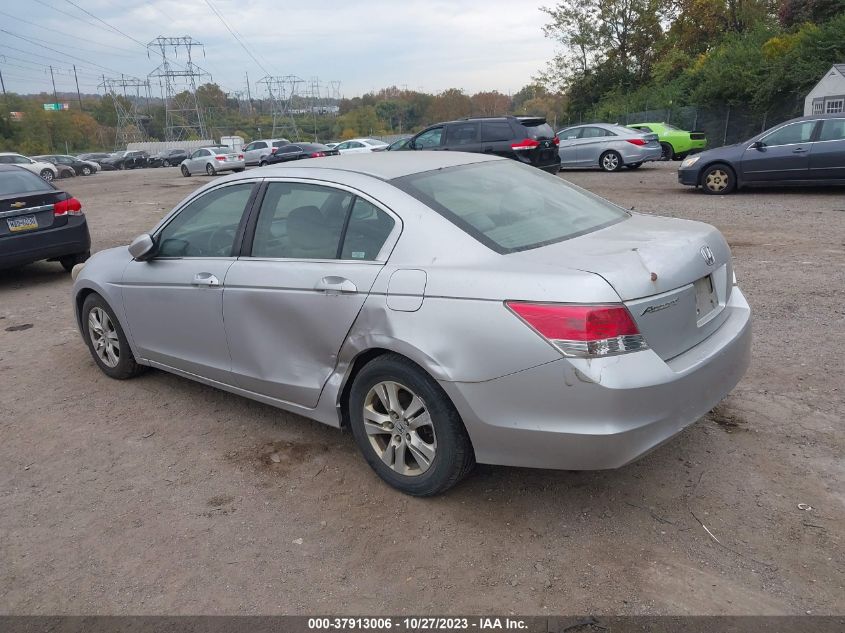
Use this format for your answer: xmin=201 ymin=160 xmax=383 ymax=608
xmin=71 ymin=152 xmax=751 ymax=496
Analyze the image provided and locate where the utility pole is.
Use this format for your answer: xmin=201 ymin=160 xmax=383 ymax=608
xmin=73 ymin=65 xmax=83 ymax=110
xmin=245 ymin=71 xmax=253 ymax=115
xmin=0 ymin=68 xmax=6 ymax=99
xmin=49 ymin=65 xmax=59 ymax=106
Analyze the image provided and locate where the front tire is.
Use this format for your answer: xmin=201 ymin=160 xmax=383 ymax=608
xmin=701 ymin=163 xmax=736 ymax=195
xmin=259 ymin=160 xmax=268 ymax=167
xmin=348 ymin=354 xmax=475 ymax=496
xmin=660 ymin=142 xmax=674 ymax=161
xmin=118 ymin=163 xmax=125 ymax=171
xmin=81 ymin=293 xmax=146 ymax=380
xmin=206 ymin=163 xmax=216 ymax=176
xmin=81 ymin=166 xmax=92 ymax=176
xmin=599 ymin=151 xmax=622 ymax=172
xmin=181 ymin=165 xmax=190 ymax=177
xmin=163 ymin=160 xmax=171 ymax=167
xmin=39 ymin=169 xmax=54 ymax=182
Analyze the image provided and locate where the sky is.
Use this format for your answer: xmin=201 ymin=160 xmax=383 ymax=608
xmin=0 ymin=0 xmax=558 ymax=99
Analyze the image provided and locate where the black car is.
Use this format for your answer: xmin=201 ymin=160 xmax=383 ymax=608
xmin=401 ymin=115 xmax=561 ymax=173
xmin=101 ymin=150 xmax=149 ymax=170
xmin=678 ymin=114 xmax=845 ymax=194
xmin=0 ymin=165 xmax=90 ymax=271
xmin=261 ymin=143 xmax=339 ymax=165
xmin=36 ymin=155 xmax=95 ymax=176
xmin=79 ymin=153 xmax=117 ymax=171
xmin=148 ymin=148 xmax=188 ymax=168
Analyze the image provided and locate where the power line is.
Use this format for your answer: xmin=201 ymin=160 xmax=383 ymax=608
xmin=0 ymin=44 xmax=114 ymax=79
xmin=203 ymin=0 xmax=272 ymax=77
xmin=62 ymin=0 xmax=148 ymax=48
xmin=0 ymin=10 xmax=138 ymax=56
xmin=0 ymin=30 xmax=124 ymax=74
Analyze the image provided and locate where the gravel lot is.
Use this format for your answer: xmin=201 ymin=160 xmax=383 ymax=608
xmin=1 ymin=161 xmax=843 ymax=615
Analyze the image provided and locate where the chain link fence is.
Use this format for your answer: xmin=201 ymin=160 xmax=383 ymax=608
xmin=564 ymin=98 xmax=805 ymax=148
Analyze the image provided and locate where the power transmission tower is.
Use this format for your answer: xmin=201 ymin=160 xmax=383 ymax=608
xmin=100 ymin=75 xmax=151 ymax=148
xmin=257 ymin=75 xmax=302 ymax=139
xmin=147 ymin=36 xmax=211 ymax=141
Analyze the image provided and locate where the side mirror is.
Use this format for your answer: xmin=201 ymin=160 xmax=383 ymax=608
xmin=752 ymin=140 xmax=765 ymax=150
xmin=129 ymin=233 xmax=156 ymax=261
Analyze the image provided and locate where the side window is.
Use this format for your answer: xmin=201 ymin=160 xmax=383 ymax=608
xmin=482 ymin=121 xmax=514 ymax=142
xmin=341 ymin=198 xmax=396 ymax=261
xmin=762 ymin=121 xmax=816 ymax=146
xmin=819 ymin=119 xmax=845 ymax=142
xmin=0 ymin=156 xmax=9 ymax=163
xmin=580 ymin=127 xmax=607 ymax=139
xmin=349 ymin=141 xmax=364 ymax=148
xmin=12 ymin=156 xmax=30 ymax=164
xmin=278 ymin=145 xmax=298 ymax=154
xmin=447 ymin=122 xmax=479 ymax=146
xmin=336 ymin=142 xmax=349 ymax=150
xmin=254 ymin=142 xmax=267 ymax=150
xmin=251 ymin=182 xmax=354 ymax=259
xmin=157 ymin=183 xmax=254 ymax=258
xmin=415 ymin=127 xmax=444 ymax=148
xmin=244 ymin=143 xmax=255 ymax=152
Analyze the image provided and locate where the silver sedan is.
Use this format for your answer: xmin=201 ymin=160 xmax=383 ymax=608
xmin=71 ymin=153 xmax=751 ymax=496
xmin=180 ymin=146 xmax=245 ymax=177
xmin=557 ymin=123 xmax=663 ymax=171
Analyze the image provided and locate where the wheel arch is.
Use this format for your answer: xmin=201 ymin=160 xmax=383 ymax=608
xmin=697 ymin=160 xmax=739 ymax=188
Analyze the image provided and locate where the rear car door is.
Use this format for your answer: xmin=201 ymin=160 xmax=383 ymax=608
xmin=740 ymin=120 xmax=817 ymax=182
xmin=223 ymin=180 xmax=399 ymax=407
xmin=808 ymin=117 xmax=845 ymax=180
xmin=444 ymin=121 xmax=481 ymax=153
xmin=121 ymin=181 xmax=258 ymax=383
xmin=557 ymin=127 xmax=580 ymax=165
xmin=481 ymin=120 xmax=517 ymax=158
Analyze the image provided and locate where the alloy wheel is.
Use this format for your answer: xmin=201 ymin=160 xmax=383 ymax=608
xmin=88 ymin=307 xmax=121 ymax=368
xmin=601 ymin=153 xmax=619 ymax=171
xmin=40 ymin=169 xmax=54 ymax=182
xmin=705 ymin=169 xmax=729 ymax=192
xmin=362 ymin=381 xmax=437 ymax=476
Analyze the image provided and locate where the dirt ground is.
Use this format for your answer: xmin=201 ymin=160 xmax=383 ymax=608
xmin=1 ymin=162 xmax=842 ymax=615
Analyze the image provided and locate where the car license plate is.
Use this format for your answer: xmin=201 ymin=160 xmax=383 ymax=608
xmin=7 ymin=215 xmax=38 ymax=232
xmin=694 ymin=275 xmax=718 ymax=320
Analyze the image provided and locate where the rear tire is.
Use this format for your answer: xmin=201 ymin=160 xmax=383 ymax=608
xmin=60 ymin=251 xmax=89 ymax=273
xmin=81 ymin=293 xmax=146 ymax=380
xmin=626 ymin=162 xmax=643 ymax=169
xmin=701 ymin=163 xmax=736 ymax=195
xmin=181 ymin=165 xmax=190 ymax=177
xmin=259 ymin=160 xmax=268 ymax=167
xmin=660 ymin=142 xmax=674 ymax=161
xmin=39 ymin=169 xmax=54 ymax=182
xmin=348 ymin=353 xmax=475 ymax=496
xmin=599 ymin=151 xmax=622 ymax=172
xmin=163 ymin=159 xmax=171 ymax=167
xmin=206 ymin=163 xmax=216 ymax=176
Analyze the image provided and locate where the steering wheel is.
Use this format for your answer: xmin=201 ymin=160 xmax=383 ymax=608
xmin=206 ymin=227 xmax=236 ymax=256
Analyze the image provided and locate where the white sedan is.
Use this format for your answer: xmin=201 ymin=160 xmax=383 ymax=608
xmin=0 ymin=152 xmax=59 ymax=181
xmin=334 ymin=138 xmax=388 ymax=154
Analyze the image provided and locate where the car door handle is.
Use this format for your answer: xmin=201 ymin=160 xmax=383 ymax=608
xmin=315 ymin=276 xmax=357 ymax=294
xmin=792 ymin=147 xmax=808 ymax=153
xmin=192 ymin=272 xmax=220 ymax=287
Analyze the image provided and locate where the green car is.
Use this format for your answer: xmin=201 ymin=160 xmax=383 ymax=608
xmin=627 ymin=123 xmax=707 ymax=161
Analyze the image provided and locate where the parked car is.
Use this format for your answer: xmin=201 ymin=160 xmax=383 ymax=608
xmin=35 ymin=155 xmax=95 ymax=176
xmin=180 ymin=146 xmax=245 ymax=176
xmin=0 ymin=164 xmax=90 ymax=271
xmin=678 ymin=114 xmax=845 ymax=194
xmin=243 ymin=139 xmax=290 ymax=166
xmin=71 ymin=152 xmax=750 ymax=496
xmin=101 ymin=150 xmax=149 ymax=170
xmin=148 ymin=149 xmax=188 ymax=168
xmin=385 ymin=137 xmax=411 ymax=151
xmin=404 ymin=116 xmax=561 ymax=174
xmin=324 ymin=142 xmax=339 ymax=149
xmin=78 ymin=153 xmax=116 ymax=171
xmin=260 ymin=143 xmax=338 ymax=165
xmin=627 ymin=122 xmax=707 ymax=161
xmin=53 ymin=163 xmax=77 ymax=179
xmin=0 ymin=153 xmax=59 ymax=182
xmin=334 ymin=138 xmax=389 ymax=154
xmin=557 ymin=123 xmax=662 ymax=171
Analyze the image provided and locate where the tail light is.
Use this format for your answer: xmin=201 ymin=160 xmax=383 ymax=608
xmin=309 ymin=152 xmax=326 ymax=158
xmin=511 ymin=138 xmax=540 ymax=151
xmin=215 ymin=155 xmax=226 ymax=161
xmin=505 ymin=302 xmax=647 ymax=357
xmin=53 ymin=197 xmax=82 ymax=217
xmin=552 ymin=136 xmax=560 ymax=146
xmin=238 ymin=154 xmax=244 ymax=160
xmin=626 ymin=138 xmax=647 ymax=146
xmin=271 ymin=147 xmax=278 ymax=154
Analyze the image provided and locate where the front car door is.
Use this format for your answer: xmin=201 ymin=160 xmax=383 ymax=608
xmin=121 ymin=181 xmax=258 ymax=383
xmin=223 ymin=180 xmax=400 ymax=407
xmin=574 ymin=126 xmax=612 ymax=165
xmin=740 ymin=120 xmax=817 ymax=182
xmin=808 ymin=117 xmax=845 ymax=180
xmin=412 ymin=126 xmax=445 ymax=151
xmin=188 ymin=149 xmax=210 ymax=172
xmin=245 ymin=141 xmax=268 ymax=165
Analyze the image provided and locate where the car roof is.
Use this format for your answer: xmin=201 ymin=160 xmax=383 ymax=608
xmin=235 ymin=151 xmax=500 ymax=181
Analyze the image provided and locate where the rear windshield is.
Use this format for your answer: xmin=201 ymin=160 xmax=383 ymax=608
xmin=393 ymin=160 xmax=627 ymax=254
xmin=521 ymin=121 xmax=555 ymax=140
xmin=0 ymin=169 xmax=53 ymax=195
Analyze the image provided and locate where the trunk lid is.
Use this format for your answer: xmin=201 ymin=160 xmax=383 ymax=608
xmin=509 ymin=213 xmax=734 ymax=360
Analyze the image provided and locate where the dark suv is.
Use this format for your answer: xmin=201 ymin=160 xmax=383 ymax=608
xmin=403 ymin=116 xmax=560 ymax=173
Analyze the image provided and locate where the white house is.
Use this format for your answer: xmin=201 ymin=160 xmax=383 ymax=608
xmin=804 ymin=64 xmax=845 ymax=115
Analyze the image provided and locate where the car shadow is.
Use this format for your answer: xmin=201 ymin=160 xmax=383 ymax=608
xmin=0 ymin=262 xmax=70 ymax=291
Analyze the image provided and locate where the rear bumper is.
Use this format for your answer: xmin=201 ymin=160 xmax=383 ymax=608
xmin=440 ymin=287 xmax=751 ymax=470
xmin=0 ymin=215 xmax=90 ymax=269
xmin=622 ymin=145 xmax=663 ymax=164
xmin=215 ymin=160 xmax=246 ymax=172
